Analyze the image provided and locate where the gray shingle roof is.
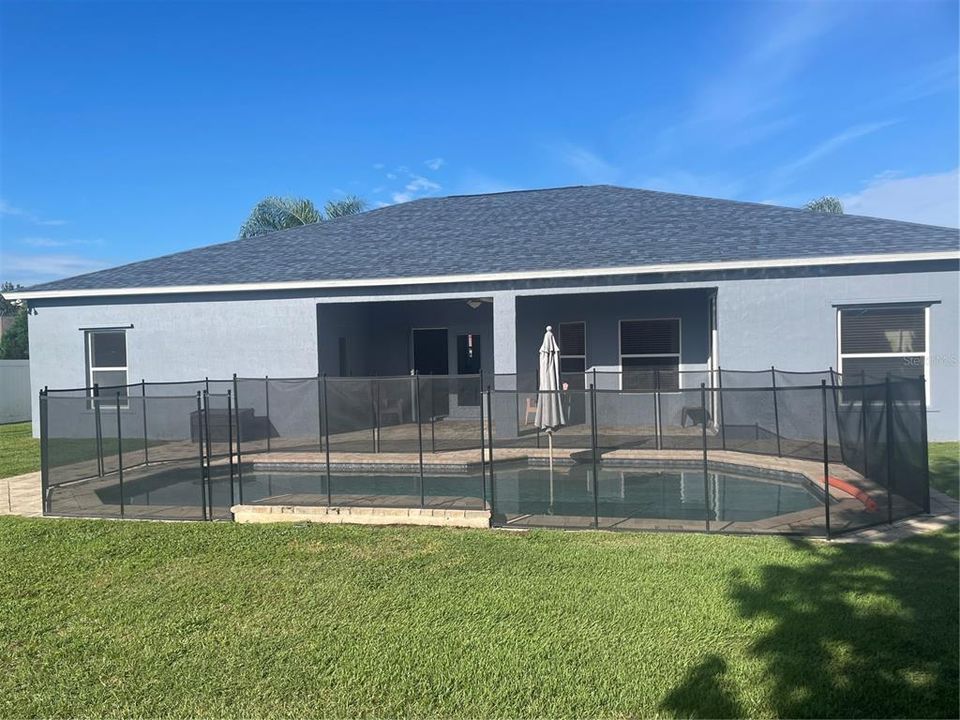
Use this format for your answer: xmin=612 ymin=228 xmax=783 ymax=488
xmin=22 ymin=185 xmax=960 ymax=293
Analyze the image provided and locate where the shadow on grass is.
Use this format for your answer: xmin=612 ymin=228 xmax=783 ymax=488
xmin=661 ymin=530 xmax=959 ymax=719
xmin=660 ymin=654 xmax=744 ymax=719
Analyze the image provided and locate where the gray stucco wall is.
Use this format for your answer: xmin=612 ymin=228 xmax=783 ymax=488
xmin=27 ymin=262 xmax=959 ymax=440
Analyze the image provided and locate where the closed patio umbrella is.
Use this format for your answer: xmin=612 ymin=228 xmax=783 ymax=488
xmin=535 ymin=326 xmax=565 ymax=510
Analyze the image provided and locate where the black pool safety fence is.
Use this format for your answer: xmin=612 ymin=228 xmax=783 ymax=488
xmin=38 ymin=368 xmax=930 ymax=538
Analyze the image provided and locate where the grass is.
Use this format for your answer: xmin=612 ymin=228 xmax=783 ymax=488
xmin=929 ymin=441 xmax=959 ymax=498
xmin=0 ymin=421 xmax=39 ymax=478
xmin=0 ymin=518 xmax=956 ymax=718
xmin=0 ymin=421 xmax=162 ymax=479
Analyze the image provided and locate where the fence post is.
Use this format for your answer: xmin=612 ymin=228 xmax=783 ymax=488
xmin=415 ymin=374 xmax=425 ymax=507
xmin=264 ymin=375 xmax=271 ymax=453
xmin=701 ymin=383 xmax=711 ymax=533
xmin=829 ymin=367 xmax=846 ymax=466
xmin=233 ymin=374 xmax=244 ymax=504
xmin=717 ymin=366 xmax=726 ymax=451
xmin=919 ymin=376 xmax=931 ymax=514
xmin=315 ymin=374 xmax=324 ymax=454
xmin=486 ymin=386 xmax=496 ymax=523
xmin=479 ymin=379 xmax=488 ymax=510
xmin=884 ymin=376 xmax=895 ymax=524
xmin=372 ymin=379 xmax=380 ymax=453
xmin=770 ymin=367 xmax=782 ymax=457
xmin=322 ymin=374 xmax=332 ymax=506
xmin=39 ymin=389 xmax=49 ymax=515
xmin=654 ymin=370 xmax=662 ymax=451
xmin=93 ymin=383 xmax=104 ymax=477
xmin=590 ymin=383 xmax=600 ymax=530
xmin=116 ymin=394 xmax=125 ymax=520
xmin=821 ymin=380 xmax=831 ymax=540
xmin=860 ymin=370 xmax=869 ymax=479
xmin=196 ymin=392 xmax=207 ymax=520
xmin=227 ymin=390 xmax=235 ymax=519
xmin=141 ymin=379 xmax=149 ymax=465
xmin=202 ymin=389 xmax=213 ymax=520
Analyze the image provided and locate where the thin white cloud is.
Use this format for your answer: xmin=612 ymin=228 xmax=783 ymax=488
xmin=405 ymin=175 xmax=440 ymax=193
xmin=658 ymin=4 xmax=841 ymax=154
xmin=777 ymin=120 xmax=898 ymax=178
xmin=424 ymin=158 xmax=445 ymax=171
xmin=640 ymin=171 xmax=744 ymax=200
xmin=841 ymin=169 xmax=959 ymax=228
xmin=19 ymin=236 xmax=103 ymax=248
xmin=555 ymin=143 xmax=619 ymax=184
xmin=0 ymin=198 xmax=67 ymax=227
xmin=372 ymin=163 xmax=385 ymax=170
xmin=453 ymin=170 xmax=520 ymax=196
xmin=1 ymin=253 xmax=109 ymax=286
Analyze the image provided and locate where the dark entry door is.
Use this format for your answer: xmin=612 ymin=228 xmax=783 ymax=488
xmin=413 ymin=329 xmax=449 ymax=417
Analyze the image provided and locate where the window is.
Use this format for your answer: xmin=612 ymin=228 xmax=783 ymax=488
xmin=620 ymin=319 xmax=680 ymax=391
xmin=838 ymin=305 xmax=928 ymax=389
xmin=558 ymin=322 xmax=586 ymax=386
xmin=86 ymin=330 xmax=128 ymax=403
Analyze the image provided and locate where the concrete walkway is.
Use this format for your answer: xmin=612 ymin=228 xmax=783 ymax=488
xmin=1 ymin=471 xmax=42 ymax=517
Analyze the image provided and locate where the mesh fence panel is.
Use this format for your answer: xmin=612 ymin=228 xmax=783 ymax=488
xmin=593 ymin=389 xmax=658 ymax=450
xmin=659 ymin=389 xmax=716 ymax=450
xmin=418 ymin=375 xmax=483 ymax=453
xmin=265 ymin=378 xmax=321 ymax=454
xmin=325 ymin=378 xmax=376 ymax=453
xmin=376 ymin=376 xmax=419 ymax=453
xmin=489 ymin=389 xmax=596 ymax=530
xmin=716 ymin=387 xmax=780 ymax=456
xmin=44 ymin=395 xmax=108 ymax=516
xmin=234 ymin=378 xmax=270 ymax=454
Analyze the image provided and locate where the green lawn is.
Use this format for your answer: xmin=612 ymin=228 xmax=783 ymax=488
xmin=929 ymin=441 xmax=959 ymax=499
xmin=0 ymin=518 xmax=956 ymax=718
xmin=0 ymin=421 xmax=39 ymax=478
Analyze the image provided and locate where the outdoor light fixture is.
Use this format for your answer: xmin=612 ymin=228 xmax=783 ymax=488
xmin=466 ymin=299 xmax=483 ymax=309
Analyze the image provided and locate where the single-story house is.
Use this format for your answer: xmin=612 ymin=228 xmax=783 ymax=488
xmin=10 ymin=185 xmax=960 ymax=440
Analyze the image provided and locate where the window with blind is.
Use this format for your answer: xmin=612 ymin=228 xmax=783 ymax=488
xmin=620 ymin=319 xmax=680 ymax=391
xmin=85 ymin=329 xmax=129 ymax=405
xmin=838 ymin=306 xmax=928 ymax=386
xmin=558 ymin=321 xmax=586 ymax=374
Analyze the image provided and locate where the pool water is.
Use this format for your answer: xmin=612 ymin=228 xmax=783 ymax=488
xmin=495 ymin=465 xmax=820 ymax=523
xmin=78 ymin=461 xmax=820 ymax=524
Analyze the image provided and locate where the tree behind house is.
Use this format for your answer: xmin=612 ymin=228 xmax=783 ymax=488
xmin=805 ymin=196 xmax=844 ymax=214
xmin=238 ymin=195 xmax=366 ymax=238
xmin=0 ymin=282 xmax=28 ymax=359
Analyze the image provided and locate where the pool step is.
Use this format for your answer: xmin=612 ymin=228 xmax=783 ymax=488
xmin=232 ymin=503 xmax=491 ymax=529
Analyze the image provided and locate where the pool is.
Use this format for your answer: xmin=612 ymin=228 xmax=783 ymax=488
xmin=51 ymin=459 xmax=822 ymax=530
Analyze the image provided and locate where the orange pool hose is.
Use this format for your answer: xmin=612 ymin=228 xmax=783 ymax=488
xmin=827 ymin=476 xmax=879 ymax=512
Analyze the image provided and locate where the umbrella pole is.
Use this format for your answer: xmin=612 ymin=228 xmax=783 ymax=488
xmin=548 ymin=430 xmax=554 ymax=513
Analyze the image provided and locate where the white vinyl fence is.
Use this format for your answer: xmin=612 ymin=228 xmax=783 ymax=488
xmin=0 ymin=360 xmax=31 ymax=423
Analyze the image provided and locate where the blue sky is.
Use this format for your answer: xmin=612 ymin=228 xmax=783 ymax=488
xmin=1 ymin=0 xmax=957 ymax=287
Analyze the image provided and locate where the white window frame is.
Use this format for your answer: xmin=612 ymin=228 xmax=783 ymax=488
xmin=86 ymin=329 xmax=129 ymax=408
xmin=618 ymin=317 xmax=682 ymax=392
xmin=557 ymin=321 xmax=587 ymax=376
xmin=836 ymin=305 xmax=930 ymax=405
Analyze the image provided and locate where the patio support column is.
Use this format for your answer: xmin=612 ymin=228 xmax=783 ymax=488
xmin=491 ymin=292 xmax=519 ymax=441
